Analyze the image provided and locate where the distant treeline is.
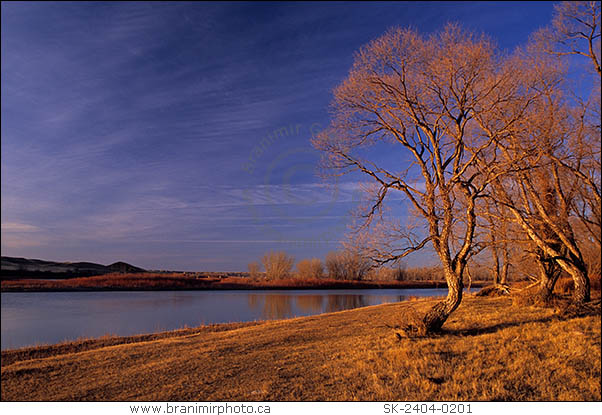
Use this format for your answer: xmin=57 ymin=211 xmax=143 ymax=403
xmin=249 ymin=250 xmax=494 ymax=283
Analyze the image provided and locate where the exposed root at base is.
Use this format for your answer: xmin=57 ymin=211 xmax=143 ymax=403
xmin=395 ymin=322 xmax=432 ymax=339
xmin=475 ymin=284 xmax=511 ymax=297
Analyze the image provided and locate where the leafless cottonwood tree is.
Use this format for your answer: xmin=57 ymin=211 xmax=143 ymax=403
xmin=542 ymin=0 xmax=602 ymax=298
xmin=527 ymin=178 xmax=566 ymax=302
xmin=534 ymin=1 xmax=601 ymax=76
xmin=313 ymin=25 xmax=521 ymax=332
xmin=480 ymin=44 xmax=595 ymax=304
xmin=535 ymin=1 xmax=601 ymax=250
xmin=484 ymin=3 xmax=601 ymax=304
xmin=478 ymin=172 xmax=565 ymax=301
xmin=482 ymin=142 xmax=568 ymax=302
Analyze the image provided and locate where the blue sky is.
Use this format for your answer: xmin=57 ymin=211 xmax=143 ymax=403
xmin=1 ymin=1 xmax=556 ymax=271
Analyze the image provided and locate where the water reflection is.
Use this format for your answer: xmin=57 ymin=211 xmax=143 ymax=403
xmin=296 ymin=295 xmax=323 ymax=313
xmin=247 ymin=293 xmax=409 ymax=319
xmin=325 ymin=295 xmax=367 ymax=313
xmin=248 ymin=294 xmax=294 ymax=319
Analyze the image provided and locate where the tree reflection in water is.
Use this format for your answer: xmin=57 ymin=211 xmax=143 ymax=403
xmin=296 ymin=295 xmax=323 ymax=313
xmin=325 ymin=295 xmax=367 ymax=313
xmin=248 ymin=294 xmax=293 ymax=319
xmin=247 ymin=293 xmax=407 ymax=319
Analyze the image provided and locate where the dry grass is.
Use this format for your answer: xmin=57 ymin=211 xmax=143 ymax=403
xmin=1 ymin=295 xmax=599 ymax=401
xmin=556 ymin=272 xmax=602 ymax=295
xmin=0 ymin=322 xmax=263 ymax=367
xmin=1 ymin=273 xmax=194 ymax=291
xmin=509 ymin=273 xmax=602 ymax=309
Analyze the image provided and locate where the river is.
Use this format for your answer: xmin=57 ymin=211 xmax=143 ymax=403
xmin=0 ymin=288 xmax=449 ymax=350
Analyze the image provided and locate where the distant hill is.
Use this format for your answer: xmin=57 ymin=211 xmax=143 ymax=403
xmin=0 ymin=256 xmax=145 ymax=280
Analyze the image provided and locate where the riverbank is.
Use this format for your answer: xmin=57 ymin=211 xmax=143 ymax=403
xmin=1 ymin=295 xmax=600 ymax=401
xmin=1 ymin=273 xmax=480 ymax=292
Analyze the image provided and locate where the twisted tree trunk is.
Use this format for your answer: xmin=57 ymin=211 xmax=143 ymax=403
xmin=536 ymin=254 xmax=560 ymax=303
xmin=422 ymin=267 xmax=463 ymax=332
xmin=564 ymin=257 xmax=590 ymax=304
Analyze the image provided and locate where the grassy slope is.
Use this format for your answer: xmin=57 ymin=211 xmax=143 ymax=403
xmin=1 ymin=295 xmax=600 ymax=401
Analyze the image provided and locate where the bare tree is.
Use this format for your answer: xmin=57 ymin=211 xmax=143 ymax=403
xmin=325 ymin=250 xmax=372 ymax=281
xmin=481 ymin=44 xmax=594 ymax=304
xmin=563 ymin=102 xmax=601 ymax=254
xmin=534 ymin=1 xmax=601 ymax=254
xmin=369 ymin=264 xmax=407 ymax=281
xmin=313 ymin=25 xmax=520 ymax=332
xmin=482 ymin=4 xmax=601 ymax=304
xmin=482 ymin=164 xmax=568 ymax=301
xmin=261 ymin=251 xmax=295 ymax=280
xmin=296 ymin=258 xmax=324 ymax=279
xmin=324 ymin=251 xmax=346 ymax=280
xmin=534 ymin=1 xmax=601 ymax=76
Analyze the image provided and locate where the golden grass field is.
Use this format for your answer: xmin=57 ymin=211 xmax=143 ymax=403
xmin=1 ymin=294 xmax=600 ymax=401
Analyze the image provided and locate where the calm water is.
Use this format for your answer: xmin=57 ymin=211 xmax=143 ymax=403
xmin=0 ymin=288 xmax=449 ymax=350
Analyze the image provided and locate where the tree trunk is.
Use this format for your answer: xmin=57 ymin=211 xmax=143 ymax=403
xmin=492 ymin=251 xmax=500 ymax=286
xmin=563 ymin=257 xmax=590 ymax=304
xmin=422 ymin=268 xmax=463 ymax=332
xmin=500 ymin=247 xmax=509 ymax=285
xmin=536 ymin=256 xmax=560 ymax=303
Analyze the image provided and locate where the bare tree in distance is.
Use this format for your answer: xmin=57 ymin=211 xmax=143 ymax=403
xmin=313 ymin=25 xmax=525 ymax=332
xmin=262 ymin=251 xmax=295 ymax=280
xmin=369 ymin=264 xmax=407 ymax=281
xmin=296 ymin=258 xmax=324 ymax=279
xmin=325 ymin=250 xmax=372 ymax=281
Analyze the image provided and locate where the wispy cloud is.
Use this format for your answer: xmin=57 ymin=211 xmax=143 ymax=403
xmin=1 ymin=2 xmax=556 ymax=270
xmin=1 ymin=222 xmax=40 ymax=232
xmin=140 ymin=239 xmax=340 ymax=244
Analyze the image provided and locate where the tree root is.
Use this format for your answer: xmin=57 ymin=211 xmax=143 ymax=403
xmin=475 ymin=284 xmax=510 ymax=297
xmin=395 ymin=322 xmax=428 ymax=339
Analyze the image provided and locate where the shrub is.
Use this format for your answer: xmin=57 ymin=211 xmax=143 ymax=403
xmin=261 ymin=251 xmax=295 ymax=280
xmin=296 ymin=258 xmax=324 ymax=279
xmin=325 ymin=250 xmax=372 ymax=280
